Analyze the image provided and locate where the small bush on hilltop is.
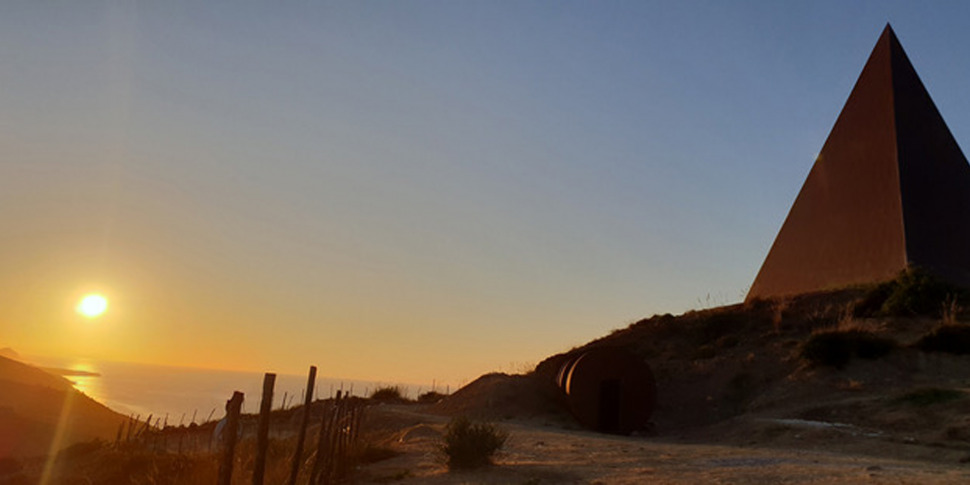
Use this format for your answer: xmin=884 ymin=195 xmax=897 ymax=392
xmin=440 ymin=416 xmax=507 ymax=470
xmin=801 ymin=329 xmax=897 ymax=369
xmin=852 ymin=280 xmax=897 ymax=317
xmin=417 ymin=391 xmax=447 ymax=404
xmin=914 ymin=324 xmax=970 ymax=355
xmin=856 ymin=268 xmax=969 ymax=317
xmin=370 ymin=386 xmax=408 ymax=402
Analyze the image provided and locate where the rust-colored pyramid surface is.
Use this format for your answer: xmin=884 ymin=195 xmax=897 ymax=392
xmin=747 ymin=25 xmax=970 ymax=301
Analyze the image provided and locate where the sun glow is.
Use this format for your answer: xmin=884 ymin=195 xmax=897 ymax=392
xmin=76 ymin=294 xmax=108 ymax=318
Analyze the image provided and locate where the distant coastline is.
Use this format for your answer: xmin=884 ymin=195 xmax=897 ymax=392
xmin=41 ymin=367 xmax=102 ymax=377
xmin=25 ymin=356 xmax=425 ymax=420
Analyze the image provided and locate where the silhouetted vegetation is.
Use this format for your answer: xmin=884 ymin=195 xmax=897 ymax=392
xmin=417 ymin=391 xmax=447 ymax=404
xmin=689 ymin=312 xmax=746 ymax=344
xmin=801 ymin=329 xmax=896 ymax=369
xmin=852 ymin=280 xmax=897 ymax=317
xmin=855 ymin=268 xmax=969 ymax=317
xmin=914 ymin=323 xmax=970 ymax=355
xmin=370 ymin=386 xmax=408 ymax=402
xmin=440 ymin=416 xmax=507 ymax=470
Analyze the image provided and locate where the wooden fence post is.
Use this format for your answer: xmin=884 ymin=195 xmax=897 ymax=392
xmin=331 ymin=400 xmax=346 ymax=482
xmin=288 ymin=365 xmax=317 ymax=485
xmin=138 ymin=414 xmax=153 ymax=442
xmin=308 ymin=401 xmax=329 ymax=484
xmin=115 ymin=421 xmax=124 ymax=445
xmin=218 ymin=391 xmax=244 ymax=485
xmin=310 ymin=392 xmax=341 ymax=484
xmin=126 ymin=414 xmax=138 ymax=442
xmin=252 ymin=373 xmax=276 ymax=485
xmin=323 ymin=393 xmax=347 ymax=485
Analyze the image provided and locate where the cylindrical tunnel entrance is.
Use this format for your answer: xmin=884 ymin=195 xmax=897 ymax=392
xmin=555 ymin=347 xmax=656 ymax=434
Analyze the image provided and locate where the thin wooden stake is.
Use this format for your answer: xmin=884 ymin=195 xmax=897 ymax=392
xmin=252 ymin=373 xmax=276 ymax=485
xmin=288 ymin=365 xmax=316 ymax=485
xmin=310 ymin=393 xmax=341 ymax=484
xmin=126 ymin=414 xmax=139 ymax=442
xmin=218 ymin=391 xmax=244 ymax=485
xmin=322 ymin=392 xmax=346 ymax=484
xmin=139 ymin=413 xmax=153 ymax=438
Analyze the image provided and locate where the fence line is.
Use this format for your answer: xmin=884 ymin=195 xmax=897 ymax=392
xmin=111 ymin=365 xmax=367 ymax=484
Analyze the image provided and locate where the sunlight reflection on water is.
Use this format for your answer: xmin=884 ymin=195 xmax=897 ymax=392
xmin=64 ymin=360 xmax=102 ymax=400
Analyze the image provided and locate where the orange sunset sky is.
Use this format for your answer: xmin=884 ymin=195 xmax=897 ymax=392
xmin=5 ymin=2 xmax=970 ymax=386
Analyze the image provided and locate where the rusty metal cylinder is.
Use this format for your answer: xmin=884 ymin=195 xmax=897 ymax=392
xmin=555 ymin=347 xmax=656 ymax=435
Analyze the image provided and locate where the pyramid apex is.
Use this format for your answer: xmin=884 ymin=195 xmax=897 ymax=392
xmin=878 ymin=23 xmax=898 ymax=45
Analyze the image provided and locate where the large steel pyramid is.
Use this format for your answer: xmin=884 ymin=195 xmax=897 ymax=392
xmin=747 ymin=25 xmax=970 ymax=301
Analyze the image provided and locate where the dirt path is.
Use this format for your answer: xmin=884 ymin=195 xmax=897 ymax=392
xmin=358 ymin=407 xmax=970 ymax=484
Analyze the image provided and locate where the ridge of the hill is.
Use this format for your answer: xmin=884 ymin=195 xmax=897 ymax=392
xmin=438 ymin=274 xmax=970 ymax=459
xmin=534 ymin=288 xmax=871 ymax=430
xmin=0 ymin=355 xmax=128 ymax=458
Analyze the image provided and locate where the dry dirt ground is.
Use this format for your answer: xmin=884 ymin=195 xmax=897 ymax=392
xmin=357 ymin=405 xmax=970 ymax=484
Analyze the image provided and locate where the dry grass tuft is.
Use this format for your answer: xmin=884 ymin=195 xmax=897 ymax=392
xmin=440 ymin=416 xmax=507 ymax=470
xmin=800 ymin=317 xmax=897 ymax=369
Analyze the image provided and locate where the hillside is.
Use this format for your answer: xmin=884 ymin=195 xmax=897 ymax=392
xmin=7 ymin=273 xmax=970 ymax=482
xmin=434 ymin=272 xmax=970 ymax=462
xmin=0 ymin=355 xmax=128 ymax=458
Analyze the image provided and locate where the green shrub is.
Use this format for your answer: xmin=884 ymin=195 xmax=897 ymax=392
xmin=440 ymin=416 xmax=507 ymax=469
xmin=801 ymin=330 xmax=896 ymax=369
xmin=914 ymin=324 xmax=970 ymax=355
xmin=879 ymin=268 xmax=967 ymax=316
xmin=852 ymin=280 xmax=896 ymax=317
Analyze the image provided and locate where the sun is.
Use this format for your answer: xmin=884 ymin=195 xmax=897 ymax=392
xmin=76 ymin=294 xmax=108 ymax=318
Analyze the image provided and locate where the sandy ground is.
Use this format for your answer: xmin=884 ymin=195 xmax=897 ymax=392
xmin=357 ymin=406 xmax=970 ymax=484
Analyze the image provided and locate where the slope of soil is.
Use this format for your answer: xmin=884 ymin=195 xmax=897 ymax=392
xmin=344 ymin=286 xmax=970 ymax=482
xmin=430 ymin=286 xmax=970 ymax=466
xmin=0 ymin=355 xmax=128 ymax=458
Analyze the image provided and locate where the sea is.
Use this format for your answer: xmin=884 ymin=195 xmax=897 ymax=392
xmin=25 ymin=355 xmax=426 ymax=425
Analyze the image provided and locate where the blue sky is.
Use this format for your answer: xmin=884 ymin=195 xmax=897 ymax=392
xmin=3 ymin=1 xmax=970 ymax=384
